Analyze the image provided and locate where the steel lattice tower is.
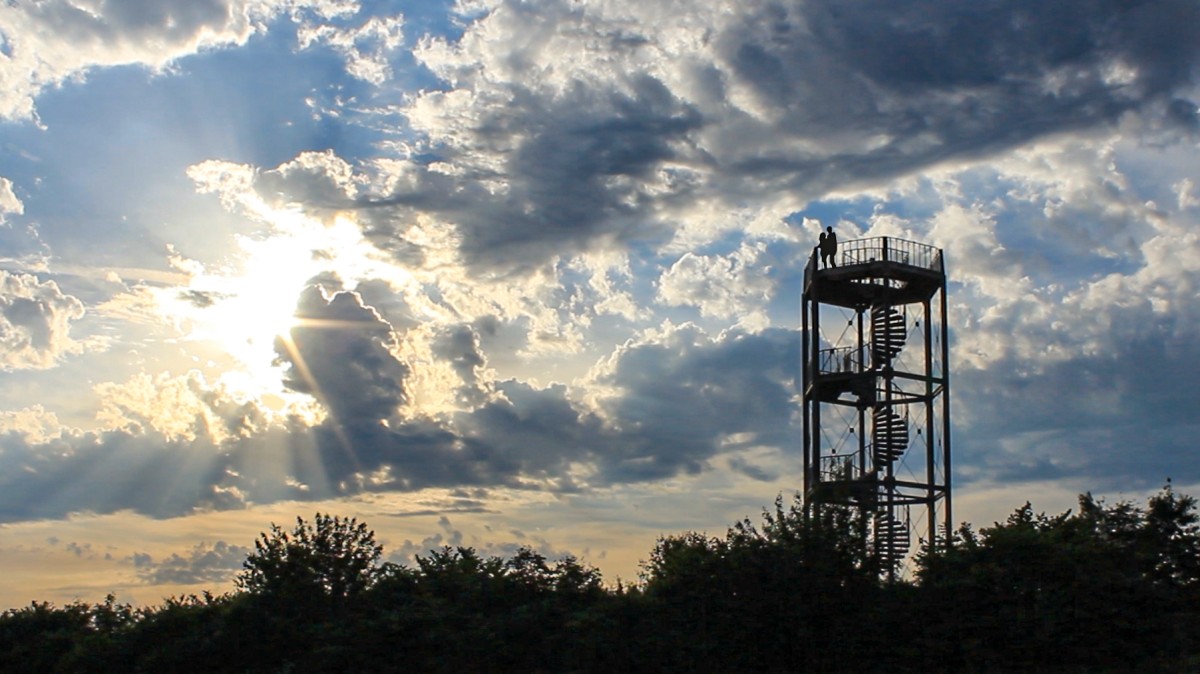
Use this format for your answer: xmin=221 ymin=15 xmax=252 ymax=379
xmin=802 ymin=237 xmax=951 ymax=579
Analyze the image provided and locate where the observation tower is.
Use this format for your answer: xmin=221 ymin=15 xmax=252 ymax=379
xmin=802 ymin=236 xmax=951 ymax=579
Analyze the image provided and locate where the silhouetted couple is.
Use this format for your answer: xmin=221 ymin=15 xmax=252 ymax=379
xmin=818 ymin=226 xmax=838 ymax=268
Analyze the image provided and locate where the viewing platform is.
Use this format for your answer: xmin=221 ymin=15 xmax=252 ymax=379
xmin=804 ymin=236 xmax=944 ymax=308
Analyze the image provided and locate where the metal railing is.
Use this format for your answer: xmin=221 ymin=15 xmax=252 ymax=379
xmin=821 ymin=447 xmax=891 ymax=481
xmin=818 ymin=344 xmax=873 ymax=375
xmin=837 ymin=236 xmax=942 ymax=271
xmin=806 ymin=236 xmax=943 ymax=281
xmin=820 ymin=454 xmax=859 ymax=481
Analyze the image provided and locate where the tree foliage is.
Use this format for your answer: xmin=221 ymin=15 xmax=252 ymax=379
xmin=914 ymin=483 xmax=1200 ymax=672
xmin=2 ymin=487 xmax=1198 ymax=672
xmin=235 ymin=512 xmax=383 ymax=602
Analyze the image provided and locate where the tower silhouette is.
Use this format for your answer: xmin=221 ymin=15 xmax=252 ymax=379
xmin=802 ymin=236 xmax=951 ymax=579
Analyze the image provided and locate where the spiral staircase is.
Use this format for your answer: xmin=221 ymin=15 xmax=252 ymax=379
xmin=803 ymin=236 xmax=951 ymax=582
xmin=870 ymin=304 xmax=911 ymax=570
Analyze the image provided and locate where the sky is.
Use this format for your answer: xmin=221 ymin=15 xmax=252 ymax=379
xmin=0 ymin=0 xmax=1198 ymax=607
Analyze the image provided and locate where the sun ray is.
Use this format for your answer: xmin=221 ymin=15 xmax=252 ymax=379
xmin=273 ymin=329 xmax=363 ymax=477
xmin=153 ymin=210 xmax=411 ymax=406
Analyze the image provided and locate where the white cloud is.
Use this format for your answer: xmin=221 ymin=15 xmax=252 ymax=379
xmin=0 ymin=405 xmax=64 ymax=444
xmin=0 ymin=177 xmax=23 ymax=216
xmin=298 ymin=14 xmax=405 ymax=85
xmin=0 ymin=271 xmax=86 ymax=370
xmin=1176 ymin=178 xmax=1198 ymax=210
xmin=0 ymin=0 xmax=358 ymax=122
xmin=94 ymin=370 xmax=268 ymax=443
xmin=657 ymin=241 xmax=775 ymax=320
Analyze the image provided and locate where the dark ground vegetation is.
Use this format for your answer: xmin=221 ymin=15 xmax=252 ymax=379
xmin=2 ymin=485 xmax=1198 ymax=673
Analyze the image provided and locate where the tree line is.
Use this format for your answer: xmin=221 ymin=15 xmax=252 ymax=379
xmin=2 ymin=486 xmax=1198 ymax=672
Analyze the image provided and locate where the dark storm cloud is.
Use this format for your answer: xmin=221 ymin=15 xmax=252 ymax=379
xmin=0 ymin=326 xmax=803 ymax=521
xmin=358 ymin=76 xmax=703 ymax=274
xmin=432 ymin=324 xmax=490 ymax=406
xmin=338 ymin=0 xmax=1200 ymax=275
xmin=590 ymin=326 xmax=800 ymax=482
xmin=714 ymin=0 xmax=1200 ymax=188
xmin=275 ymin=286 xmax=411 ymax=425
xmin=955 ymin=331 xmax=1200 ymax=491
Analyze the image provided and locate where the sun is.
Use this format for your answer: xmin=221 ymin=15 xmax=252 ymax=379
xmin=160 ymin=213 xmax=397 ymax=397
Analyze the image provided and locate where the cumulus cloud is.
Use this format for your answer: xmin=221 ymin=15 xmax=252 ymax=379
xmin=95 ymin=370 xmax=269 ymax=443
xmin=1 ymin=0 xmax=1199 ymax=545
xmin=276 ymin=285 xmax=410 ymax=425
xmin=0 ymin=271 xmax=86 ymax=370
xmin=298 ymin=13 xmax=405 ymax=85
xmin=0 ymin=0 xmax=358 ymax=121
xmin=0 ymin=405 xmax=64 ymax=445
xmin=0 ymin=317 xmax=807 ymax=521
xmin=132 ymin=540 xmax=251 ymax=585
xmin=429 ymin=323 xmax=492 ymax=407
xmin=657 ymin=242 xmax=775 ymax=321
xmin=584 ymin=323 xmax=799 ymax=483
xmin=306 ymin=0 xmax=1200 ymax=279
xmin=0 ymin=178 xmax=23 ymax=216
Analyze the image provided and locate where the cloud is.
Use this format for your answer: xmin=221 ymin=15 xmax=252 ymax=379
xmin=132 ymin=540 xmax=250 ymax=586
xmin=0 ymin=426 xmax=238 ymax=521
xmin=0 ymin=271 xmax=86 ymax=370
xmin=792 ymin=133 xmax=1200 ymax=494
xmin=386 ymin=513 xmax=578 ymax=569
xmin=429 ymin=323 xmax=492 ymax=407
xmin=275 ymin=285 xmax=411 ymax=425
xmin=0 ymin=0 xmax=1198 ymax=554
xmin=0 ymin=405 xmax=64 ymax=444
xmin=657 ymin=241 xmax=775 ymax=321
xmin=298 ymin=13 xmax=406 ymax=85
xmin=954 ymin=332 xmax=1200 ymax=491
xmin=0 ymin=176 xmax=41 ymax=264
xmin=586 ymin=323 xmax=799 ymax=483
xmin=0 ymin=0 xmax=358 ymax=121
xmin=0 ymin=318 xmax=805 ymax=521
xmin=0 ymin=178 xmax=23 ymax=216
xmin=359 ymin=74 xmax=704 ymax=275
xmin=279 ymin=0 xmax=1195 ymax=280
xmin=95 ymin=370 xmax=269 ymax=443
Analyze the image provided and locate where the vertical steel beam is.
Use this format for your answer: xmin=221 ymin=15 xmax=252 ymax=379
xmin=940 ymin=274 xmax=953 ymax=539
xmin=925 ymin=298 xmax=936 ymax=546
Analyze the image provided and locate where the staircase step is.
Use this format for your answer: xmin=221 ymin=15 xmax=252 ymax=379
xmin=872 ymin=409 xmax=909 ymax=466
xmin=871 ymin=305 xmax=906 ymax=365
xmin=874 ymin=512 xmax=911 ymax=568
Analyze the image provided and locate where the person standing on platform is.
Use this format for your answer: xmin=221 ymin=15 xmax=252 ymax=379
xmin=825 ymin=226 xmax=838 ymax=268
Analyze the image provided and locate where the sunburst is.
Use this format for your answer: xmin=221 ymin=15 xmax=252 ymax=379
xmin=158 ymin=213 xmax=400 ymax=401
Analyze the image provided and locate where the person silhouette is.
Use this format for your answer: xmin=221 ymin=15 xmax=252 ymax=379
xmin=818 ymin=231 xmax=828 ymax=268
xmin=825 ymin=226 xmax=838 ymax=268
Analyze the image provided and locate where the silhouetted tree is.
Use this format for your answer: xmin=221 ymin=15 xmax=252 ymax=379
xmin=236 ymin=513 xmax=383 ymax=602
xmin=639 ymin=495 xmax=879 ymax=671
xmin=4 ymin=487 xmax=1198 ymax=672
xmin=230 ymin=513 xmax=383 ymax=671
xmin=915 ymin=484 xmax=1200 ymax=672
